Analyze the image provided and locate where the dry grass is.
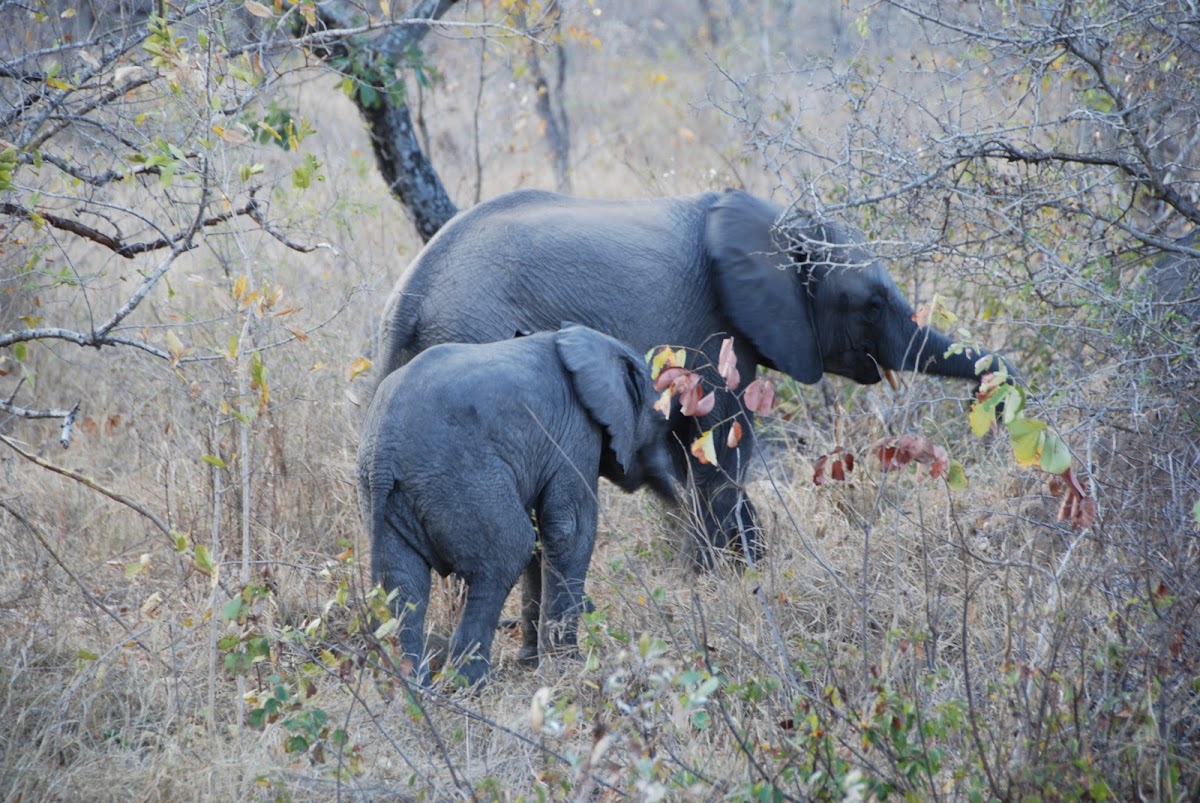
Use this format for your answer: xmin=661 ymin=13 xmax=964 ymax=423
xmin=2 ymin=3 xmax=1198 ymax=801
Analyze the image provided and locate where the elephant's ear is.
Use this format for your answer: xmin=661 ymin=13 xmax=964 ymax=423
xmin=706 ymin=190 xmax=823 ymax=383
xmin=555 ymin=325 xmax=642 ymax=473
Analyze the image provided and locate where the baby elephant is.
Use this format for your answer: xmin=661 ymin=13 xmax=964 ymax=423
xmin=357 ymin=324 xmax=676 ymax=685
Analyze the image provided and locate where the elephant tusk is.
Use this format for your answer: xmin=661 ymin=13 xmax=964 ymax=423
xmin=882 ymin=367 xmax=900 ymax=391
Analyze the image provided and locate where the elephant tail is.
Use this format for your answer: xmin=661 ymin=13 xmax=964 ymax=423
xmin=367 ymin=292 xmax=425 ymax=408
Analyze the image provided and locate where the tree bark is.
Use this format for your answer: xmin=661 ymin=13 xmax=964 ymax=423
xmin=299 ymin=0 xmax=460 ymax=242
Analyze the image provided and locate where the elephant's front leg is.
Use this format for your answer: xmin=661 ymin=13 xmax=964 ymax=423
xmin=684 ymin=401 xmax=764 ymax=568
xmin=536 ymin=481 xmax=599 ymax=658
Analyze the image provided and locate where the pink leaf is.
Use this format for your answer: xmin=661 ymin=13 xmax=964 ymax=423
xmin=743 ymin=378 xmax=775 ymax=416
xmin=679 ymin=383 xmax=715 ymax=417
xmin=718 ymin=337 xmax=741 ymax=391
xmin=654 ymin=366 xmax=691 ymax=393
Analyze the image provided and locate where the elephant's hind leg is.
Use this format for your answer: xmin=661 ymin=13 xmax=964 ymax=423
xmin=445 ymin=504 xmax=536 ymax=685
xmin=372 ymin=509 xmax=433 ymax=683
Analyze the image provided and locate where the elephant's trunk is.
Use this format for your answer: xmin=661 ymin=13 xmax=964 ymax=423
xmin=889 ymin=319 xmax=1007 ymax=383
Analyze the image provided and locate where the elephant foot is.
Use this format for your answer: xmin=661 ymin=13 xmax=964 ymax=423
xmin=423 ymin=631 xmax=451 ymax=675
xmin=516 ymin=645 xmax=540 ymax=667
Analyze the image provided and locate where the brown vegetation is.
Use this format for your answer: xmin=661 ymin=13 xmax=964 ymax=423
xmin=1 ymin=1 xmax=1196 ymax=800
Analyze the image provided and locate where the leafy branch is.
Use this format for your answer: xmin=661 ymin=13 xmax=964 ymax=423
xmin=648 ymin=337 xmax=775 ymax=466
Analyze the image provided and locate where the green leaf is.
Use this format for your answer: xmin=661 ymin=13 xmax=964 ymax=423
xmin=222 ymin=596 xmax=247 ymax=622
xmin=13 ymin=342 xmax=27 ymax=362
xmin=1192 ymin=498 xmax=1200 ymax=529
xmin=193 ymin=544 xmax=215 ymax=575
xmin=0 ymin=146 xmax=16 ymax=190
xmin=284 ymin=735 xmax=309 ymax=754
xmin=77 ymin=648 xmax=99 ymax=661
xmin=124 ymin=553 xmax=150 ymax=577
xmin=292 ymin=153 xmax=320 ymax=189
xmin=947 ymin=460 xmax=968 ymax=490
xmin=173 ymin=531 xmax=189 ymax=553
xmin=374 ymin=618 xmax=399 ymax=639
xmin=1001 ymin=384 xmax=1026 ymax=423
xmin=201 ymin=453 xmax=227 ymax=469
xmin=250 ymin=351 xmax=266 ymax=386
xmin=1009 ymin=418 xmax=1047 ymax=467
xmin=225 ymin=652 xmax=252 ymax=672
xmin=1039 ymin=433 xmax=1071 ymax=475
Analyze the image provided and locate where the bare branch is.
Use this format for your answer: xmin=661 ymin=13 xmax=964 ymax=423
xmin=0 ymin=400 xmax=79 ymax=449
xmin=1 ymin=432 xmax=172 ymax=535
xmin=0 ymin=197 xmax=266 ymax=259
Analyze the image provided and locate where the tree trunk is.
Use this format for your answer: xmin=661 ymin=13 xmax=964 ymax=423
xmin=521 ymin=3 xmax=572 ymax=192
xmin=298 ymin=0 xmax=460 ymax=242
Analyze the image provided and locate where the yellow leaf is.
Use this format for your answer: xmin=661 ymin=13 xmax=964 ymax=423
xmin=380 ymin=0 xmax=389 ymax=14
xmin=649 ymin=345 xmax=685 ymax=379
xmin=653 ymin=388 xmax=672 ymax=418
xmin=690 ymin=430 xmax=717 ymax=465
xmin=232 ymin=274 xmax=248 ymax=302
xmin=140 ymin=592 xmax=163 ymax=618
xmin=213 ymin=124 xmax=249 ymax=145
xmin=968 ymin=400 xmax=993 ymax=437
xmin=166 ymin=330 xmax=192 ymax=366
xmin=348 ymin=357 xmax=372 ymax=382
xmin=243 ymin=0 xmax=272 ymax=18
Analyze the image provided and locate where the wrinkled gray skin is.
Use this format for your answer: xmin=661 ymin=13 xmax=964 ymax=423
xmin=357 ymin=325 xmax=675 ymax=685
xmin=1149 ymin=229 xmax=1200 ymax=324
xmin=375 ymin=188 xmax=1009 ymax=567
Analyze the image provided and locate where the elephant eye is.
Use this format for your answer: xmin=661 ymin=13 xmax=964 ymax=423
xmin=865 ymin=300 xmax=883 ymax=322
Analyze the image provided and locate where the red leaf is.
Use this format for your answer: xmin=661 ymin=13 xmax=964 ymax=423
xmin=1054 ymin=467 xmax=1096 ymax=529
xmin=718 ymin=337 xmax=741 ymax=391
xmin=812 ymin=454 xmax=829 ymax=487
xmin=726 ymin=420 xmax=744 ymax=448
xmin=813 ymin=447 xmax=855 ymax=486
xmin=743 ymin=378 xmax=775 ymax=416
xmin=873 ymin=435 xmax=951 ymax=481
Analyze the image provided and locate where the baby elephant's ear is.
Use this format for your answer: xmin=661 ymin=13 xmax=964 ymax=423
xmin=555 ymin=325 xmax=643 ymax=473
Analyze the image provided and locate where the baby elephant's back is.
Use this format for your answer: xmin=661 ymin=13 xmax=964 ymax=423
xmin=364 ymin=334 xmax=573 ymax=470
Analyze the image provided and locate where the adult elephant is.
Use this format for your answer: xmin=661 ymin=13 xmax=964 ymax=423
xmin=374 ymin=188 xmax=1007 ymax=567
